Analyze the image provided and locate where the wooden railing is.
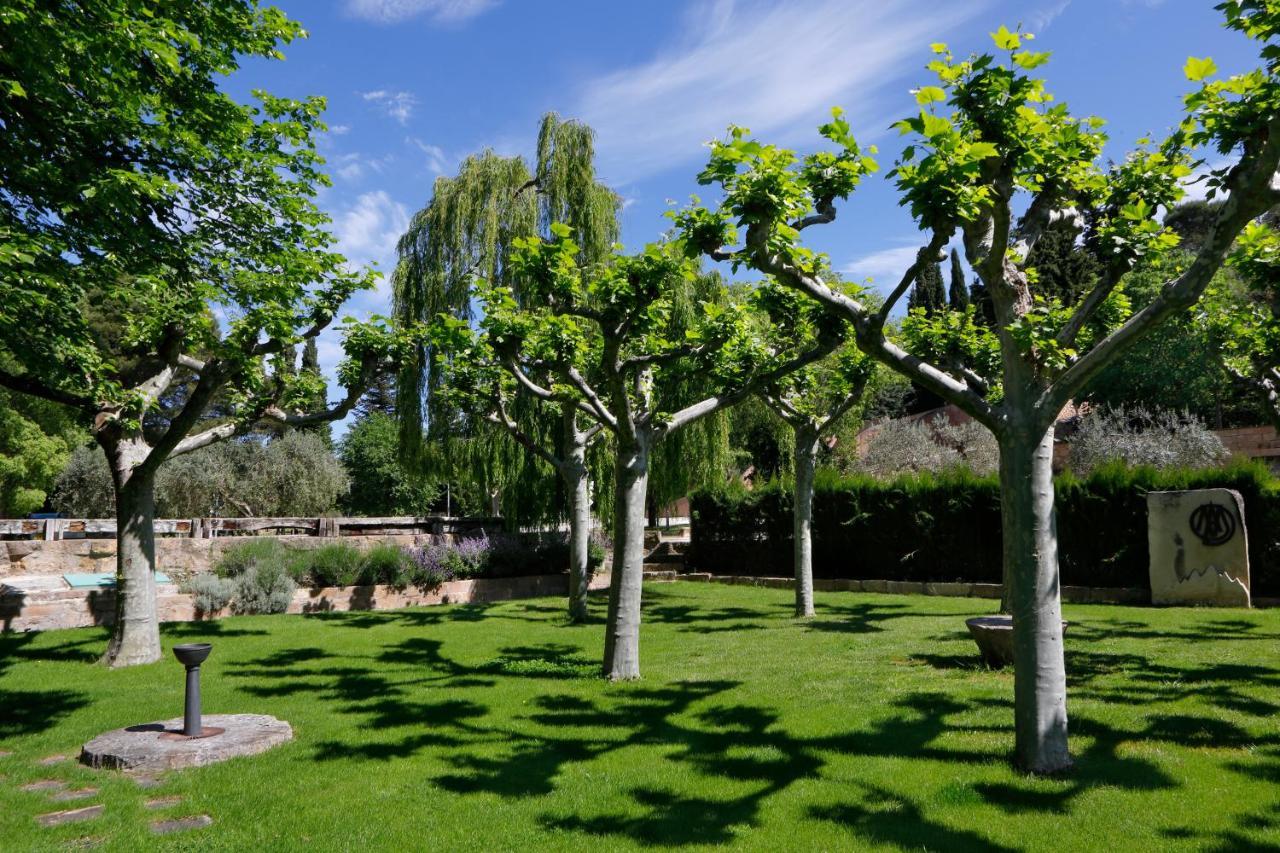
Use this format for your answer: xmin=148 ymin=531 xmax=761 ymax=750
xmin=0 ymin=516 xmax=502 ymax=541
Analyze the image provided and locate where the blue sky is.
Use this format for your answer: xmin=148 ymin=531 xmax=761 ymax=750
xmin=228 ymin=0 xmax=1256 ymax=431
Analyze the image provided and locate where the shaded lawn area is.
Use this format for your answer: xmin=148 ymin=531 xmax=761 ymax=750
xmin=1 ymin=582 xmax=1278 ymax=851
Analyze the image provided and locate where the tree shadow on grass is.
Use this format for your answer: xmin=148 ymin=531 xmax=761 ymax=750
xmin=809 ymin=782 xmax=1019 ymax=853
xmin=165 ymin=621 xmax=268 ymax=639
xmin=0 ymin=631 xmax=103 ymax=677
xmin=805 ymin=601 xmax=962 ymax=636
xmin=966 ymin=645 xmax=1279 ymax=820
xmin=0 ymin=688 xmax=90 ymax=739
xmin=442 ymin=688 xmax=1015 ymax=847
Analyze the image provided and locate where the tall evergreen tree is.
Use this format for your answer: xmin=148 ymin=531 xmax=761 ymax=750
xmin=1030 ymin=222 xmax=1101 ymax=307
xmin=355 ymin=372 xmax=397 ymax=418
xmin=907 ymin=259 xmax=946 ymax=315
xmin=299 ymin=338 xmax=332 ymax=445
xmin=948 ymin=249 xmax=970 ymax=311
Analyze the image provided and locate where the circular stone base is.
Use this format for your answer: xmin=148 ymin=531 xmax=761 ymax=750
xmin=965 ymin=615 xmax=1069 ymax=668
xmin=80 ymin=714 xmax=292 ymax=772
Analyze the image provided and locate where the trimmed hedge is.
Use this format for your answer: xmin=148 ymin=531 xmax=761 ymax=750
xmin=688 ymin=461 xmax=1280 ymax=597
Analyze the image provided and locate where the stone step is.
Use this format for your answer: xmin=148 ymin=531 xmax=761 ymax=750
xmin=151 ymin=815 xmax=212 ymax=835
xmin=642 ymin=570 xmax=679 ymax=582
xmin=37 ymin=805 xmax=103 ymax=827
xmin=50 ymin=787 xmax=99 ymax=803
xmin=144 ymin=796 xmax=183 ymax=810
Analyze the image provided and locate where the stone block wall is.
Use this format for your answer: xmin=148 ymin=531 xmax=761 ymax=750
xmin=1 ymin=533 xmax=449 ymax=579
xmin=1 ymin=573 xmax=603 ymax=633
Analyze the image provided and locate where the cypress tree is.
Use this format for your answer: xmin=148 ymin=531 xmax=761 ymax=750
xmin=299 ymin=338 xmax=332 ymax=446
xmin=907 ymin=260 xmax=946 ymax=315
xmin=948 ymin=249 xmax=970 ymax=311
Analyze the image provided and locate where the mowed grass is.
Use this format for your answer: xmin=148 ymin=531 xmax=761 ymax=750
xmin=1 ymin=582 xmax=1277 ymax=852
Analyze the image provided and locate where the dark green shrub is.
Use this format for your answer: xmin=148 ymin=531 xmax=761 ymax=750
xmin=359 ymin=543 xmax=415 ymax=587
xmin=299 ymin=543 xmax=363 ymax=587
xmin=688 ymin=460 xmax=1280 ymax=596
xmin=215 ymin=538 xmax=288 ymax=579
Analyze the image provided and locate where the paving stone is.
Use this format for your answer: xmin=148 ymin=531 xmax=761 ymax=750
xmin=36 ymin=805 xmax=104 ymax=828
xmin=144 ymin=796 xmax=183 ymax=810
xmin=150 ymin=815 xmax=212 ymax=835
xmin=60 ymin=838 xmax=102 ymax=850
xmin=39 ymin=754 xmax=70 ymax=766
xmin=81 ymin=714 xmax=292 ymax=772
xmin=50 ymin=787 xmax=99 ymax=802
xmin=129 ymin=774 xmax=163 ymax=789
xmin=21 ymin=780 xmax=68 ymax=793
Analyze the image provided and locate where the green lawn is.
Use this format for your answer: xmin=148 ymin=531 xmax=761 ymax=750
xmin=1 ymin=582 xmax=1277 ymax=851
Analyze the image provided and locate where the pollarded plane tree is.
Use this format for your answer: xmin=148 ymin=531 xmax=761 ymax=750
xmin=487 ymin=228 xmax=843 ymax=679
xmin=755 ymin=285 xmax=873 ymax=617
xmin=431 ymin=316 xmax=605 ymax=622
xmin=0 ymin=1 xmax=423 ymax=667
xmin=675 ymin=8 xmax=1280 ymax=773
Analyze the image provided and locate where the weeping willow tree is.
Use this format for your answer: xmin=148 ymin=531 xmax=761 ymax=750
xmin=395 ymin=114 xmax=734 ymax=548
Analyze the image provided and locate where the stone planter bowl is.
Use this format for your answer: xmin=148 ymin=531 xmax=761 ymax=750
xmin=965 ymin=615 xmax=1069 ymax=668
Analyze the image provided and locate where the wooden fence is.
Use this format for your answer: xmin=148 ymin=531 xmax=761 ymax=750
xmin=0 ymin=516 xmax=501 ymax=541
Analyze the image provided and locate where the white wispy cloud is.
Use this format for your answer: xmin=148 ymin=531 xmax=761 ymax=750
xmin=361 ymin=90 xmax=418 ymax=125
xmin=1029 ymin=0 xmax=1072 ymax=31
xmin=345 ymin=0 xmax=499 ymax=24
xmin=407 ymin=137 xmax=451 ymax=175
xmin=329 ymin=124 xmax=351 ymax=136
xmin=331 ymin=190 xmax=410 ymax=280
xmin=842 ymin=243 xmax=921 ymax=291
xmin=574 ymin=0 xmax=986 ymax=183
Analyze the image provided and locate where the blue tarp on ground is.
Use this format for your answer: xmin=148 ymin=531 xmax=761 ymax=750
xmin=63 ymin=572 xmax=171 ymax=588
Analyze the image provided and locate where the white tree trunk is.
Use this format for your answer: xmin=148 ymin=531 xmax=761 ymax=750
xmin=793 ymin=426 xmax=820 ymax=618
xmin=102 ymin=465 xmax=161 ymax=668
xmin=564 ymin=423 xmax=593 ymax=623
xmin=603 ymin=436 xmax=649 ymax=680
xmin=1000 ymin=426 xmax=1071 ymax=773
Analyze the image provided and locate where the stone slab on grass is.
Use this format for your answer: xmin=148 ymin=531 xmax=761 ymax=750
xmin=50 ymin=787 xmax=99 ymax=802
xmin=81 ymin=714 xmax=292 ymax=772
xmin=21 ymin=779 xmax=67 ymax=793
xmin=144 ymin=795 xmax=184 ymax=810
xmin=36 ymin=805 xmax=103 ymax=827
xmin=151 ymin=815 xmax=213 ymax=835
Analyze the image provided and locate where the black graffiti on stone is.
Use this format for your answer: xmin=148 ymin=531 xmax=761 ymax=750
xmin=1189 ymin=501 xmax=1237 ymax=547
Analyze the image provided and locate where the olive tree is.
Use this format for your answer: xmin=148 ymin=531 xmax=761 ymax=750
xmin=676 ymin=8 xmax=1280 ymax=772
xmin=0 ymin=1 xmax=420 ymax=667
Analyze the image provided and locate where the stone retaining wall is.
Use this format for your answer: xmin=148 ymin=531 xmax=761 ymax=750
xmin=653 ymin=572 xmax=1151 ymax=604
xmin=1 ymin=573 xmax=593 ymax=633
xmin=1 ymin=533 xmax=452 ymax=578
xmin=652 ymin=572 xmax=1279 ymax=606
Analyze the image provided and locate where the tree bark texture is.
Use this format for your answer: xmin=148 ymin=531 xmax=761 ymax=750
xmin=101 ymin=464 xmax=161 ymax=668
xmin=793 ymin=426 xmax=820 ymax=618
xmin=564 ymin=417 xmax=593 ymax=623
xmin=1000 ymin=426 xmax=1071 ymax=773
xmin=602 ymin=437 xmax=649 ymax=680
